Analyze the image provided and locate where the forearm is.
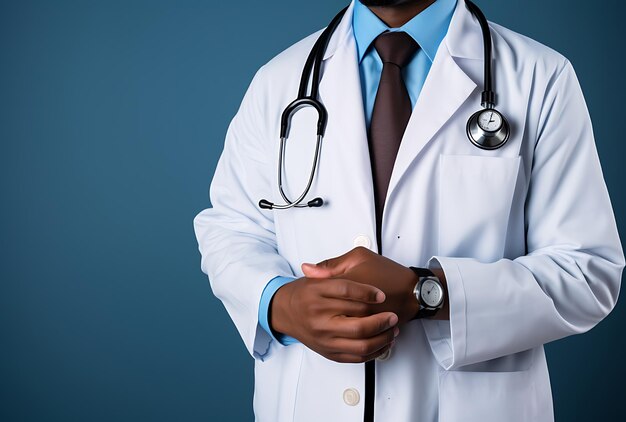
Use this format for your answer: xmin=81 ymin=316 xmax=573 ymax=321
xmin=195 ymin=208 xmax=296 ymax=360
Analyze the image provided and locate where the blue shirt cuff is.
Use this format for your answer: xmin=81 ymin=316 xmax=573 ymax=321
xmin=258 ymin=276 xmax=300 ymax=346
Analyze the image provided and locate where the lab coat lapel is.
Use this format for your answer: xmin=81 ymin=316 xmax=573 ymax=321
xmin=314 ymin=0 xmax=485 ymax=239
xmin=386 ymin=0 xmax=482 ymax=202
xmin=317 ymin=4 xmax=377 ymax=239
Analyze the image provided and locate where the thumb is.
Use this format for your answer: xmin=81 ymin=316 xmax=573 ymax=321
xmin=302 ymin=248 xmax=369 ymax=279
xmin=301 ymin=258 xmax=344 ymax=279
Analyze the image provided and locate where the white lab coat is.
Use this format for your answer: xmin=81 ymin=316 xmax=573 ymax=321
xmin=194 ymin=1 xmax=624 ymax=421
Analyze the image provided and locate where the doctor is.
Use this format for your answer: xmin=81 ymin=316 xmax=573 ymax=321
xmin=194 ymin=0 xmax=624 ymax=421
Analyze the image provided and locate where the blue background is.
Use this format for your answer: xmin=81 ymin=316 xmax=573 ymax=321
xmin=1 ymin=0 xmax=624 ymax=420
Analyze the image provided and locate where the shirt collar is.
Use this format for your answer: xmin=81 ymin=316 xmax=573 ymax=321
xmin=352 ymin=0 xmax=457 ymax=64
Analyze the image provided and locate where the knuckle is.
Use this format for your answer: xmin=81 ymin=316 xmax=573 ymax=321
xmin=308 ymin=278 xmax=323 ymax=289
xmin=308 ymin=318 xmax=326 ymax=335
xmin=352 ymin=246 xmax=366 ymax=254
xmin=378 ymin=317 xmax=389 ymax=332
xmin=354 ymin=246 xmax=370 ymax=257
xmin=355 ymin=340 xmax=371 ymax=356
xmin=351 ymin=324 xmax=365 ymax=338
xmin=307 ymin=300 xmax=323 ymax=315
xmin=335 ymin=280 xmax=350 ymax=298
xmin=353 ymin=302 xmax=369 ymax=315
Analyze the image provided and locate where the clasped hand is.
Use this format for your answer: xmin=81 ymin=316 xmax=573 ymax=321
xmin=270 ymin=247 xmax=420 ymax=363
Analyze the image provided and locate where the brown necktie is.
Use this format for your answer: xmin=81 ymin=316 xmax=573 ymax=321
xmin=365 ymin=32 xmax=418 ymax=422
xmin=368 ymin=31 xmax=418 ymax=251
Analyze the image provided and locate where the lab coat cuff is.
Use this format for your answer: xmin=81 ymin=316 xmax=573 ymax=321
xmin=258 ymin=276 xmax=300 ymax=346
xmin=420 ymin=256 xmax=467 ymax=370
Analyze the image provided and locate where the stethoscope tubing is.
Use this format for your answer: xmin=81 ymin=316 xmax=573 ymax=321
xmin=260 ymin=7 xmax=347 ymax=210
xmin=275 ymin=134 xmax=323 ymax=209
xmin=259 ymin=0 xmax=508 ymax=211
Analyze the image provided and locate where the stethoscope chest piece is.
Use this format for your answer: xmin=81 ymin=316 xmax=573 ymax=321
xmin=466 ymin=108 xmax=510 ymax=150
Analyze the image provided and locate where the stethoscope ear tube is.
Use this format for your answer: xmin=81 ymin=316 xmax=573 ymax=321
xmin=280 ymin=98 xmax=329 ymax=139
xmin=260 ymin=6 xmax=348 ymax=211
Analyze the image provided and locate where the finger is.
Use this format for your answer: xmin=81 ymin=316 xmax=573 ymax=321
xmin=328 ymin=341 xmax=395 ymax=364
xmin=302 ymin=262 xmax=335 ymax=278
xmin=301 ymin=246 xmax=371 ymax=278
xmin=320 ymin=278 xmax=385 ymax=303
xmin=327 ymin=329 xmax=398 ymax=362
xmin=331 ymin=312 xmax=399 ymax=339
xmin=324 ymin=298 xmax=375 ymax=318
xmin=330 ymin=325 xmax=397 ymax=356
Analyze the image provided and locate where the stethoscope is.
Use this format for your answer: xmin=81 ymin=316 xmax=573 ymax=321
xmin=259 ymin=0 xmax=510 ymax=211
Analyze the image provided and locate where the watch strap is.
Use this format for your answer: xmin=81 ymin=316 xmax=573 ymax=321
xmin=413 ymin=308 xmax=438 ymax=319
xmin=410 ymin=267 xmax=434 ymax=277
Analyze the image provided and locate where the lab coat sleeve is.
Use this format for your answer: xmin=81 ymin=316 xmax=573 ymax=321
xmin=193 ymin=65 xmax=296 ymax=361
xmin=421 ymin=61 xmax=625 ymax=370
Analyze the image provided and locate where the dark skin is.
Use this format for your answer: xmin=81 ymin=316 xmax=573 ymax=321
xmin=301 ymin=247 xmax=450 ymax=324
xmin=270 ymin=0 xmax=449 ymax=364
xmin=362 ymin=0 xmax=436 ymax=28
xmin=271 ymin=248 xmax=449 ymax=363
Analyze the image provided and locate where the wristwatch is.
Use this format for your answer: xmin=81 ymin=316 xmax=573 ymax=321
xmin=409 ymin=267 xmax=445 ymax=319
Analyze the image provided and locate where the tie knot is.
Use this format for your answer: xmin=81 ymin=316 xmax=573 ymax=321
xmin=373 ymin=31 xmax=418 ymax=68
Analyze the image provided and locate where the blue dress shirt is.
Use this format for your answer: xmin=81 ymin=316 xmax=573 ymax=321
xmin=258 ymin=0 xmax=457 ymax=347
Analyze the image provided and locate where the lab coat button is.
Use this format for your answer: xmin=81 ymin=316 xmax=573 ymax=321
xmin=377 ymin=348 xmax=391 ymax=361
xmin=343 ymin=388 xmax=360 ymax=406
xmin=353 ymin=235 xmax=371 ymax=249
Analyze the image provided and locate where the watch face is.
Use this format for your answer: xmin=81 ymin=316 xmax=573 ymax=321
xmin=420 ymin=278 xmax=443 ymax=308
xmin=477 ymin=110 xmax=503 ymax=132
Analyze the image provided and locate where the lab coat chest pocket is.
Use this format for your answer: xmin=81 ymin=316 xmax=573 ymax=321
xmin=438 ymin=154 xmax=521 ymax=262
